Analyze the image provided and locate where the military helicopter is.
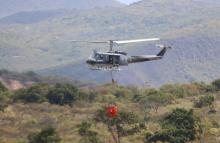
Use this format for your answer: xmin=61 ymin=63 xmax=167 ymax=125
xmin=71 ymin=38 xmax=171 ymax=71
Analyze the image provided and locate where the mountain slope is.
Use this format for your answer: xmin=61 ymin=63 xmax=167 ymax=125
xmin=0 ymin=0 xmax=124 ymax=18
xmin=0 ymin=0 xmax=219 ymax=86
xmin=0 ymin=10 xmax=68 ymax=24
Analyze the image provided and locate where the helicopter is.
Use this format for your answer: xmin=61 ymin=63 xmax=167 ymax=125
xmin=71 ymin=38 xmax=171 ymax=71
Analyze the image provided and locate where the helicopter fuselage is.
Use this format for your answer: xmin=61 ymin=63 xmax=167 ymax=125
xmin=71 ymin=38 xmax=170 ymax=71
xmin=85 ymin=47 xmax=168 ymax=70
xmin=86 ymin=51 xmax=128 ymax=69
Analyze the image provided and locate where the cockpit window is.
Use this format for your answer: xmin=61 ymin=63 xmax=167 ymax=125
xmin=100 ymin=55 xmax=103 ymax=59
xmin=95 ymin=54 xmax=104 ymax=60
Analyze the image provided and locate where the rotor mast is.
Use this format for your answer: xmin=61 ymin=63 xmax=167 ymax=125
xmin=109 ymin=40 xmax=114 ymax=51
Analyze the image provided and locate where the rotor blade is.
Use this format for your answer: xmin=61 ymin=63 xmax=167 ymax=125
xmin=69 ymin=40 xmax=109 ymax=44
xmin=114 ymin=38 xmax=160 ymax=44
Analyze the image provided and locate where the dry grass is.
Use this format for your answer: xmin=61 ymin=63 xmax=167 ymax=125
xmin=1 ymin=92 xmax=220 ymax=143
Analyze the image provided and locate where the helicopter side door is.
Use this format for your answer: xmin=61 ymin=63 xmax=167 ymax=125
xmin=109 ymin=55 xmax=120 ymax=66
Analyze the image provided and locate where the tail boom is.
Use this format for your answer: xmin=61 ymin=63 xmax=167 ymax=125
xmin=128 ymin=45 xmax=171 ymax=64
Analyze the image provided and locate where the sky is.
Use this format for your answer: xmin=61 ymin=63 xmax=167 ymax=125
xmin=118 ymin=0 xmax=141 ymax=5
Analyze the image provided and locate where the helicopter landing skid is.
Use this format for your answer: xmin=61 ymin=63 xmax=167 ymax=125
xmin=88 ymin=66 xmax=119 ymax=84
xmin=89 ymin=66 xmax=121 ymax=71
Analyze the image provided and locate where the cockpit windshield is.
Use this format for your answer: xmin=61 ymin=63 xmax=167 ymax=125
xmin=95 ymin=54 xmax=104 ymax=60
xmin=90 ymin=50 xmax=97 ymax=59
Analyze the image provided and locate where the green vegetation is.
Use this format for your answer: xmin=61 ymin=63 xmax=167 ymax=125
xmin=194 ymin=95 xmax=215 ymax=108
xmin=77 ymin=121 xmax=100 ymax=143
xmin=1 ymin=77 xmax=220 ymax=143
xmin=0 ymin=0 xmax=219 ymax=86
xmin=193 ymin=82 xmax=217 ymax=94
xmin=194 ymin=95 xmax=215 ymax=113
xmin=0 ymin=81 xmax=9 ymax=112
xmin=0 ymin=81 xmax=8 ymax=100
xmin=28 ymin=126 xmax=62 ymax=143
xmin=95 ymin=108 xmax=143 ymax=143
xmin=46 ymin=84 xmax=78 ymax=106
xmin=0 ymin=81 xmax=7 ymax=92
xmin=147 ymin=108 xmax=201 ymax=143
xmin=14 ymin=84 xmax=49 ymax=103
xmin=212 ymin=79 xmax=220 ymax=91
xmin=13 ymin=83 xmax=96 ymax=106
xmin=133 ymin=89 xmax=173 ymax=112
xmin=160 ymin=84 xmax=201 ymax=98
xmin=78 ymin=90 xmax=98 ymax=103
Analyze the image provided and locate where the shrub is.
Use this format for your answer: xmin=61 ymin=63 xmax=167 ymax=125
xmin=13 ymin=84 xmax=49 ymax=103
xmin=77 ymin=121 xmax=92 ymax=136
xmin=46 ymin=84 xmax=78 ymax=106
xmin=0 ymin=82 xmax=7 ymax=93
xmin=147 ymin=128 xmax=194 ymax=143
xmin=78 ymin=90 xmax=98 ymax=102
xmin=0 ymin=102 xmax=8 ymax=112
xmin=106 ymin=85 xmax=131 ymax=99
xmin=0 ymin=83 xmax=10 ymax=111
xmin=113 ymin=89 xmax=126 ymax=98
xmin=160 ymin=84 xmax=186 ymax=98
xmin=147 ymin=108 xmax=201 ymax=143
xmin=194 ymin=95 xmax=215 ymax=108
xmin=138 ymin=89 xmax=172 ymax=112
xmin=160 ymin=84 xmax=200 ymax=98
xmin=0 ymin=88 xmax=11 ymax=102
xmin=132 ymin=94 xmax=143 ymax=102
xmin=77 ymin=121 xmax=100 ymax=143
xmin=193 ymin=82 xmax=216 ymax=93
xmin=28 ymin=126 xmax=61 ymax=143
xmin=148 ymin=91 xmax=172 ymax=112
xmin=212 ymin=79 xmax=220 ymax=91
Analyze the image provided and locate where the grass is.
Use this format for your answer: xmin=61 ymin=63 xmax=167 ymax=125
xmin=1 ymin=84 xmax=220 ymax=143
xmin=1 ymin=74 xmax=220 ymax=143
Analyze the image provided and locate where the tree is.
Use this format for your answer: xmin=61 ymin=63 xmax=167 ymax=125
xmin=46 ymin=84 xmax=78 ymax=106
xmin=147 ymin=108 xmax=201 ymax=143
xmin=28 ymin=126 xmax=61 ymax=143
xmin=95 ymin=107 xmax=144 ymax=143
xmin=13 ymin=84 xmax=49 ymax=103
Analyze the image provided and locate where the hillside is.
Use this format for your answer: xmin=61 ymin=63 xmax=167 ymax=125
xmin=0 ymin=10 xmax=68 ymax=24
xmin=0 ymin=70 xmax=85 ymax=91
xmin=0 ymin=0 xmax=219 ymax=86
xmin=1 ymin=77 xmax=220 ymax=143
xmin=0 ymin=0 xmax=124 ymax=18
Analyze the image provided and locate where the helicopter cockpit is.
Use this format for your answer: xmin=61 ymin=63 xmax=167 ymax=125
xmin=87 ymin=50 xmax=124 ymax=66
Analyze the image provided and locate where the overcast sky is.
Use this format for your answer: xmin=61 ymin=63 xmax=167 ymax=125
xmin=118 ymin=0 xmax=141 ymax=4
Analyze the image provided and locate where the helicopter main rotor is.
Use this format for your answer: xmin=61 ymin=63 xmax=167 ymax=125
xmin=70 ymin=38 xmax=160 ymax=51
